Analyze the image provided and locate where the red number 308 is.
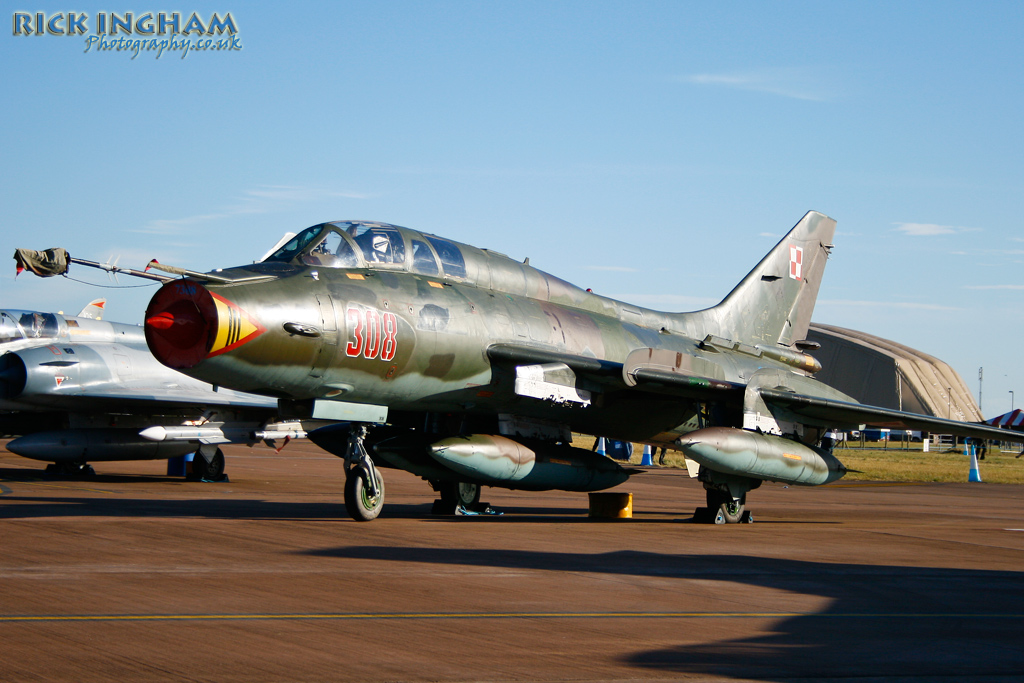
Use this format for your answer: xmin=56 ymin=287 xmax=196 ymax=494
xmin=346 ymin=305 xmax=398 ymax=361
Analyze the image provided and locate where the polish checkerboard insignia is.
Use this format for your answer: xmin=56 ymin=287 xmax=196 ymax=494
xmin=789 ymin=245 xmax=803 ymax=280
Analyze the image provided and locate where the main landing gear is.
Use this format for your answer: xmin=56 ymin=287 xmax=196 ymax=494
xmin=189 ymin=447 xmax=226 ymax=481
xmin=701 ymin=488 xmax=752 ymax=524
xmin=694 ymin=471 xmax=758 ymax=524
xmin=430 ymin=480 xmax=482 ymax=515
xmin=342 ymin=425 xmax=385 ymax=522
xmin=44 ymin=461 xmax=95 ymax=478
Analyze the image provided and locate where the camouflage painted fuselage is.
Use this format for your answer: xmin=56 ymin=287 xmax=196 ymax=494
xmin=144 ymin=214 xmax=836 ymax=446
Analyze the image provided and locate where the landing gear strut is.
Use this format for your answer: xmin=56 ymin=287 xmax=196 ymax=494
xmin=343 ymin=425 xmax=384 ymax=522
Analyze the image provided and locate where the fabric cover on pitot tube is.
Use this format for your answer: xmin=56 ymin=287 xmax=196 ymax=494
xmin=14 ymin=248 xmax=70 ymax=277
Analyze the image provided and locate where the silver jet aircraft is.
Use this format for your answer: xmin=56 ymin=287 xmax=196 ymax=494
xmin=0 ymin=300 xmax=303 ymax=477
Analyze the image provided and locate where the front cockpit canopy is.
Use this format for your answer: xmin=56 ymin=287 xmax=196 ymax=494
xmin=0 ymin=310 xmax=59 ymax=346
xmin=262 ymin=221 xmax=467 ymax=278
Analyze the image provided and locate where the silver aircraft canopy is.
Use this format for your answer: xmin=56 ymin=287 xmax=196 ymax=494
xmin=0 ymin=310 xmax=60 ymax=345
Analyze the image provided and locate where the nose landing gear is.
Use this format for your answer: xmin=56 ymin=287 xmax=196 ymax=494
xmin=343 ymin=425 xmax=385 ymax=521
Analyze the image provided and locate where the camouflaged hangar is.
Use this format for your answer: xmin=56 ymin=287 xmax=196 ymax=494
xmin=806 ymin=322 xmax=981 ymax=423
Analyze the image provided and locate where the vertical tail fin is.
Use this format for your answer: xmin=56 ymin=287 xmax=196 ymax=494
xmin=690 ymin=211 xmax=836 ymax=348
xmin=77 ymin=298 xmax=107 ymax=320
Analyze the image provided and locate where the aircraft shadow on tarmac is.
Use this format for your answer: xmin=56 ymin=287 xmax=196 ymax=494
xmin=0 ymin=493 xmax=429 ymax=520
xmin=0 ymin=491 xmax=608 ymax=521
xmin=0 ymin=473 xmax=908 ymax=524
xmin=306 ymin=545 xmax=1024 ymax=682
xmin=0 ymin=469 xmax=194 ymax=486
xmin=0 ymin=468 xmax=616 ymax=520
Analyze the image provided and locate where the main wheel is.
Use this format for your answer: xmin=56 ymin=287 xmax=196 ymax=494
xmin=191 ymin=449 xmax=225 ymax=480
xmin=439 ymin=481 xmax=481 ymax=509
xmin=344 ymin=467 xmax=385 ymax=522
xmin=45 ymin=462 xmax=95 ymax=478
xmin=706 ymin=489 xmax=745 ymax=524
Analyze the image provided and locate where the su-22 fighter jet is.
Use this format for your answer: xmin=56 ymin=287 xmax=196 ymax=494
xmin=122 ymin=211 xmax=1008 ymax=522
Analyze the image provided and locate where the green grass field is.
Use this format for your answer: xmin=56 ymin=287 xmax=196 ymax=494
xmin=833 ymin=442 xmax=1024 ymax=484
xmin=574 ymin=434 xmax=1024 ymax=484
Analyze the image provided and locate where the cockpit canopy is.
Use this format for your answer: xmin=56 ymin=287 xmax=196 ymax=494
xmin=263 ymin=221 xmax=467 ymax=279
xmin=0 ymin=310 xmax=59 ymax=345
xmin=257 ymin=219 xmax=592 ymax=308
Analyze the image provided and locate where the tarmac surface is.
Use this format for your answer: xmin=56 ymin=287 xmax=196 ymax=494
xmin=2 ymin=440 xmax=1024 ymax=683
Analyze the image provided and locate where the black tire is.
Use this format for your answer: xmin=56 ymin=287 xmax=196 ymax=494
xmin=706 ymin=489 xmax=744 ymax=524
xmin=45 ymin=462 xmax=95 ymax=478
xmin=439 ymin=481 xmax=481 ymax=509
xmin=344 ymin=467 xmax=385 ymax=522
xmin=344 ymin=472 xmax=358 ymax=515
xmin=192 ymin=449 xmax=225 ymax=480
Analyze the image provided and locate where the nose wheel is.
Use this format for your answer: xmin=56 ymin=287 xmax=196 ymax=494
xmin=344 ymin=465 xmax=385 ymax=521
xmin=343 ymin=425 xmax=385 ymax=522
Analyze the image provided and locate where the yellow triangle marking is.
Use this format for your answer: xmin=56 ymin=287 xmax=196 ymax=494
xmin=208 ymin=294 xmax=265 ymax=357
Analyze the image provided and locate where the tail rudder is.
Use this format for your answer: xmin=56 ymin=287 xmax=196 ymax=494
xmin=693 ymin=211 xmax=836 ymax=347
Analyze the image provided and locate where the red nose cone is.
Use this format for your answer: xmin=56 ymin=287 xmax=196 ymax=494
xmin=145 ymin=280 xmax=218 ymax=369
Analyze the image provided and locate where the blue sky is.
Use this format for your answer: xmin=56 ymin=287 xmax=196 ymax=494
xmin=3 ymin=1 xmax=1022 ymax=417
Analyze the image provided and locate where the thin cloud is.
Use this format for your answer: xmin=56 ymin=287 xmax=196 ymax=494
xmin=132 ymin=184 xmax=370 ymax=235
xmin=893 ymin=222 xmax=956 ymax=236
xmin=90 ymin=247 xmax=170 ymax=270
xmin=892 ymin=222 xmax=982 ymax=237
xmin=584 ymin=265 xmax=638 ymax=273
xmin=135 ymin=210 xmax=254 ymax=235
xmin=610 ymin=293 xmax=718 ymax=309
xmin=818 ymin=299 xmax=961 ymax=312
xmin=677 ymin=67 xmax=832 ymax=102
xmin=964 ymin=284 xmax=1024 ymax=290
xmin=242 ymin=185 xmax=369 ymax=202
xmin=950 ymin=247 xmax=1024 ymax=256
xmin=386 ymin=163 xmax=683 ymax=178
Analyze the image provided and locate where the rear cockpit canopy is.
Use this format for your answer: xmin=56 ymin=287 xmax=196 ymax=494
xmin=262 ymin=221 xmax=468 ymax=279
